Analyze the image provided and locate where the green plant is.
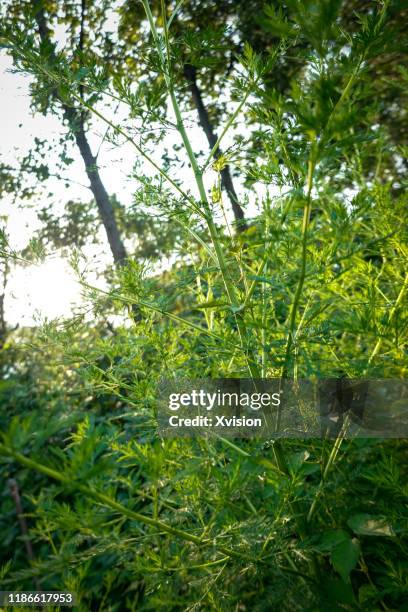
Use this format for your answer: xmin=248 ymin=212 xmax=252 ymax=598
xmin=0 ymin=1 xmax=407 ymax=610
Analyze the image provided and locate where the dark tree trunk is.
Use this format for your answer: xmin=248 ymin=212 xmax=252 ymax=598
xmin=74 ymin=124 xmax=128 ymax=264
xmin=183 ymin=64 xmax=247 ymax=231
xmin=34 ymin=2 xmax=128 ymax=265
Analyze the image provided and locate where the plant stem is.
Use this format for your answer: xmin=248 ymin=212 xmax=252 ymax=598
xmin=306 ymin=417 xmax=349 ymax=524
xmin=0 ymin=443 xmax=315 ymax=578
xmin=143 ymin=0 xmax=259 ymax=377
xmin=281 ymin=54 xmax=364 ymax=378
xmin=202 ymin=84 xmax=252 ymax=171
xmin=281 ymin=151 xmax=316 ymax=379
xmin=366 ymin=271 xmax=408 ymax=368
xmin=0 ymin=443 xmax=237 ymax=556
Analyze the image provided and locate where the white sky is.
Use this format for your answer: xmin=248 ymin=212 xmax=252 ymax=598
xmin=0 ymin=43 xmax=266 ymax=328
xmin=1 ymin=54 xmax=76 ymax=325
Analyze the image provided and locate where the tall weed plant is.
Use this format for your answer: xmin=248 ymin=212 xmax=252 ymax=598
xmin=0 ymin=1 xmax=407 ymax=610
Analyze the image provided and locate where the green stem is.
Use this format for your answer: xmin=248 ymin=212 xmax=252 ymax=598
xmin=281 ymin=55 xmax=365 ymax=379
xmin=143 ymin=0 xmax=259 ymax=377
xmin=0 ymin=443 xmax=316 ymax=579
xmin=202 ymin=85 xmax=252 ymax=171
xmin=324 ymin=55 xmax=364 ymax=135
xmin=306 ymin=416 xmax=349 ymax=523
xmin=281 ymin=152 xmax=316 ymax=378
xmin=70 ymin=93 xmax=204 ymax=219
xmin=366 ymin=271 xmax=408 ymax=368
xmin=0 ymin=443 xmax=251 ymax=563
xmin=80 ymin=282 xmax=260 ymax=373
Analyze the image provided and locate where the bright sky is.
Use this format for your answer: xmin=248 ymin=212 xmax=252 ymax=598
xmin=0 ymin=41 xmax=265 ymax=328
xmin=1 ymin=53 xmax=80 ymax=326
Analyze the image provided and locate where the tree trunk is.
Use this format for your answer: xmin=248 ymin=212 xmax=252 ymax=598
xmin=183 ymin=64 xmax=247 ymax=231
xmin=34 ymin=2 xmax=128 ymax=265
xmin=74 ymin=124 xmax=128 ymax=264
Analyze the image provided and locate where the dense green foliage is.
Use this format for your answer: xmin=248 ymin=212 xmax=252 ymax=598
xmin=0 ymin=0 xmax=407 ymax=610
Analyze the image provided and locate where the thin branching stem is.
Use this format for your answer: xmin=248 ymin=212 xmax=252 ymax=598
xmin=142 ymin=0 xmax=260 ymax=377
xmin=281 ymin=150 xmax=316 ymax=379
xmin=0 ymin=443 xmax=318 ymax=582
